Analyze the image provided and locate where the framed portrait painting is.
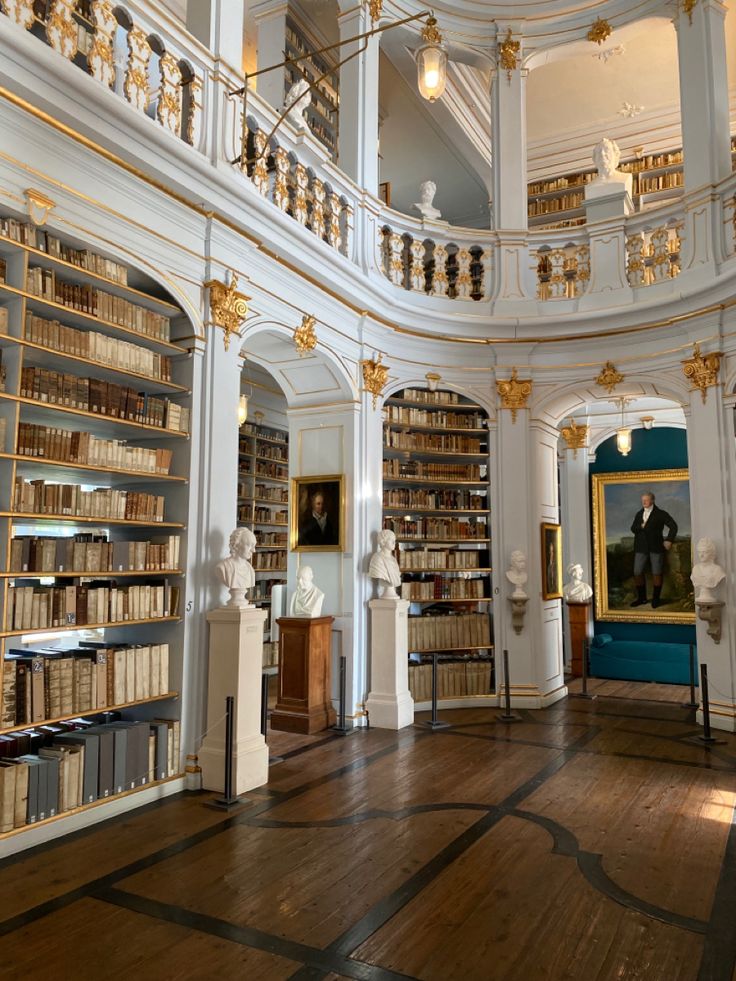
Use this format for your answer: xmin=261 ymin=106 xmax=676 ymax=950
xmin=592 ymin=469 xmax=695 ymax=624
xmin=290 ymin=475 xmax=344 ymax=552
xmin=541 ymin=523 xmax=563 ymax=600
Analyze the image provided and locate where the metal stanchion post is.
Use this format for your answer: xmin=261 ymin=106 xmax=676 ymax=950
xmin=260 ymin=671 xmax=269 ymax=737
xmin=497 ymin=649 xmax=522 ymax=722
xmin=687 ymin=664 xmax=726 ymax=746
xmin=570 ymin=639 xmax=597 ymax=701
xmin=332 ymin=654 xmax=353 ymax=735
xmin=210 ymin=695 xmax=239 ymax=808
xmin=421 ymin=652 xmax=451 ymax=730
xmin=682 ymin=644 xmax=699 ymax=709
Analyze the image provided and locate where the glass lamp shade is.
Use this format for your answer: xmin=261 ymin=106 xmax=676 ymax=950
xmin=616 ymin=427 xmax=632 ymax=456
xmin=416 ymin=42 xmax=447 ymax=102
xmin=238 ymin=394 xmax=249 ymax=427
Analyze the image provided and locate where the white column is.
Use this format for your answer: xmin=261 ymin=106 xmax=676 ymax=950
xmin=686 ymin=381 xmax=736 ymax=732
xmin=186 ymin=0 xmax=245 ymax=71
xmin=336 ymin=2 xmax=379 ymax=195
xmin=366 ymin=598 xmax=414 ymax=728
xmin=490 ymin=25 xmax=531 ymax=306
xmin=676 ymin=0 xmax=732 ymax=276
xmin=252 ymin=0 xmax=288 ymax=110
xmin=559 ymin=440 xmax=593 ymax=665
xmin=493 ymin=380 xmax=567 ymax=707
xmin=199 ymin=606 xmax=269 ymax=794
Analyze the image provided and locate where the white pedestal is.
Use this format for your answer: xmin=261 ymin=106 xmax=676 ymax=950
xmin=366 ymin=598 xmax=414 ymax=729
xmin=199 ymin=605 xmax=269 ymax=795
xmin=584 ymin=177 xmax=633 ymax=218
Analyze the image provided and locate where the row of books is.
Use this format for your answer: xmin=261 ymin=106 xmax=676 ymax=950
xmin=240 ymin=424 xmax=287 ymax=443
xmin=0 ymin=717 xmax=180 ymax=832
xmin=528 ymin=172 xmax=594 ymax=196
xmin=256 ymin=463 xmax=288 ymax=481
xmin=393 ymin=389 xmax=466 ymax=406
xmin=253 ymin=507 xmax=288 ymax=525
xmin=7 ymin=581 xmax=181 ymax=631
xmin=638 ymin=173 xmax=683 ymax=194
xmin=258 ymin=533 xmax=287 ymax=547
xmin=384 ymin=431 xmax=484 ymax=454
xmin=10 ymin=534 xmax=181 ymax=574
xmin=0 ymin=219 xmax=129 ymax=285
xmin=24 ymin=312 xmax=173 ymax=381
xmin=401 ymin=578 xmax=486 ymax=601
xmin=408 ymin=613 xmax=492 ymax=653
xmin=17 ymin=423 xmax=174 ymax=474
xmin=528 ymin=193 xmax=584 ymax=218
xmin=400 ymin=549 xmax=484 ymax=571
xmin=623 ymin=151 xmax=683 ymax=173
xmin=2 ymin=643 xmax=171 ymax=725
xmin=383 ymin=459 xmax=485 ymax=482
xmin=27 ymin=267 xmax=170 ymax=341
xmin=384 ymin=405 xmax=486 ymax=430
xmin=0 ymin=259 xmax=5 ymax=284
xmin=13 ymin=479 xmax=166 ymax=522
xmin=19 ymin=366 xmax=189 ymax=432
xmin=250 ymin=446 xmax=288 ymax=463
xmin=408 ymin=660 xmax=493 ymax=700
xmin=254 ymin=485 xmax=289 ymax=502
xmin=384 ymin=518 xmax=488 ymax=540
xmin=383 ymin=489 xmax=487 ymax=511
xmin=253 ymin=555 xmax=286 ymax=572
xmin=262 ymin=641 xmax=279 ymax=668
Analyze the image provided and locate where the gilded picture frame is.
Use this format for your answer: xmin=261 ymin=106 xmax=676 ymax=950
xmin=290 ymin=474 xmax=345 ymax=552
xmin=541 ymin=522 xmax=563 ymax=600
xmin=592 ymin=469 xmax=695 ymax=624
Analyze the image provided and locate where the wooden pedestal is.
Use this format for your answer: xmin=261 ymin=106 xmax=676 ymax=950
xmin=567 ymin=601 xmax=591 ymax=678
xmin=271 ymin=616 xmax=337 ymax=734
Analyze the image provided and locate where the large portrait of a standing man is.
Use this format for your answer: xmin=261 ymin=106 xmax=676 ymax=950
xmin=592 ymin=469 xmax=695 ymax=624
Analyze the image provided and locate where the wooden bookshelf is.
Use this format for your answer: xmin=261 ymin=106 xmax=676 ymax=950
xmin=0 ymin=210 xmax=191 ymax=845
xmin=383 ymin=387 xmax=495 ymax=704
xmin=284 ymin=14 xmax=339 ymax=159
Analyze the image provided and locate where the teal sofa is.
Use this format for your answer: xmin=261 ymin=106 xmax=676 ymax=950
xmin=589 ymin=634 xmax=696 ymax=686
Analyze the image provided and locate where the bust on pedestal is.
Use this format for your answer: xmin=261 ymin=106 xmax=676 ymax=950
xmin=289 ymin=565 xmax=324 ymax=617
xmin=199 ymin=530 xmax=268 ymax=796
xmin=584 ymin=137 xmax=634 ymax=217
xmin=366 ymin=529 xmax=414 ymax=729
xmin=563 ymin=562 xmax=593 ymax=677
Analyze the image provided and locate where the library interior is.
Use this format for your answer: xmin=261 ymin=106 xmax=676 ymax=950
xmin=0 ymin=0 xmax=735 ymax=978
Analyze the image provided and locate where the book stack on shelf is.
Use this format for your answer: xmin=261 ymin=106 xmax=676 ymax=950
xmin=0 ymin=210 xmax=191 ymax=844
xmin=284 ymin=15 xmax=339 ymax=158
xmin=237 ymin=420 xmax=289 ymax=611
xmin=382 ymin=387 xmax=494 ymax=706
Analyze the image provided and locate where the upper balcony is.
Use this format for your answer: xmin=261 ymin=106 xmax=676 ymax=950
xmin=0 ymin=0 xmax=735 ymax=344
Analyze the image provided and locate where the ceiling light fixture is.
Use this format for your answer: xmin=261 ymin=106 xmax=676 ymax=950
xmin=613 ymin=397 xmax=633 ymax=456
xmin=415 ymin=16 xmax=447 ymax=102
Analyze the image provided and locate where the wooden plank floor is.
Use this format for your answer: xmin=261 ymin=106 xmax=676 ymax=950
xmin=0 ymin=695 xmax=735 ymax=981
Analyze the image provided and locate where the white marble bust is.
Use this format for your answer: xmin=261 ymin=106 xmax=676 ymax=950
xmin=284 ymin=78 xmax=311 ymax=127
xmin=412 ymin=180 xmax=441 ymax=221
xmin=691 ymin=537 xmax=726 ymax=604
xmin=289 ymin=565 xmax=324 ymax=618
xmin=563 ymin=562 xmax=593 ymax=603
xmin=369 ymin=529 xmax=402 ymax=598
xmin=506 ymin=549 xmax=528 ymax=600
xmin=215 ymin=527 xmax=256 ymax=608
xmin=587 ymin=137 xmax=633 ymax=200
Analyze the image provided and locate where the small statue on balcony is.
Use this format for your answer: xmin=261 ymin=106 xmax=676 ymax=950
xmin=563 ymin=563 xmax=593 ymax=603
xmin=370 ymin=529 xmax=402 ymax=598
xmin=691 ymin=537 xmax=726 ymax=604
xmin=412 ymin=180 xmax=442 ymax=221
xmin=284 ymin=78 xmax=311 ymax=127
xmin=215 ymin=527 xmax=256 ymax=608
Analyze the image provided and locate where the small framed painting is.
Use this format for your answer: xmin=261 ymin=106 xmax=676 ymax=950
xmin=379 ymin=181 xmax=391 ymax=207
xmin=290 ymin=474 xmax=344 ymax=552
xmin=541 ymin=522 xmax=563 ymax=600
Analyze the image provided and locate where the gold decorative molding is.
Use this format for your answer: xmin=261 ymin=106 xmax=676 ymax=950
xmin=682 ymin=0 xmax=697 ymax=22
xmin=368 ymin=0 xmax=382 ymax=22
xmin=24 ymin=188 xmax=56 ymax=226
xmin=587 ymin=18 xmax=613 ymax=45
xmin=496 ymin=368 xmax=532 ymax=422
xmin=294 ymin=314 xmax=318 ymax=356
xmin=596 ymin=361 xmax=624 ymax=394
xmin=498 ymin=29 xmax=520 ymax=81
xmin=361 ymin=355 xmax=389 ymax=409
xmin=421 ymin=15 xmax=442 ymax=45
xmin=681 ymin=342 xmax=722 ymax=403
xmin=205 ymin=273 xmax=249 ymax=351
xmin=560 ymin=418 xmax=589 ymax=458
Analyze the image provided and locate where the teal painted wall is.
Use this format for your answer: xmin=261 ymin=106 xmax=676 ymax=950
xmin=589 ymin=426 xmax=696 ymax=645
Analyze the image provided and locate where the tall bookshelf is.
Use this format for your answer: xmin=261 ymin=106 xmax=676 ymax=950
xmin=382 ymin=387 xmax=494 ymax=707
xmin=285 ymin=14 xmax=339 ymax=159
xmin=526 ymin=139 xmax=736 ymax=230
xmin=0 ymin=210 xmax=191 ymax=847
xmin=237 ymin=420 xmax=288 ymax=611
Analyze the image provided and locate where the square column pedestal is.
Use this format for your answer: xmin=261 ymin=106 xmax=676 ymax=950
xmin=566 ymin=601 xmax=592 ymax=679
xmin=272 ymin=616 xmax=337 ymax=734
xmin=199 ymin=605 xmax=269 ymax=796
xmin=365 ymin=598 xmax=414 ymax=729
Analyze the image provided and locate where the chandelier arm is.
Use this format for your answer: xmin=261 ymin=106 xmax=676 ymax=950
xmin=228 ymin=10 xmax=432 ymax=97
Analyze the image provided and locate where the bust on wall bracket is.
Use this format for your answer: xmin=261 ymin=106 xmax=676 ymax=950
xmin=691 ymin=537 xmax=726 ymax=644
xmin=506 ymin=549 xmax=529 ymax=634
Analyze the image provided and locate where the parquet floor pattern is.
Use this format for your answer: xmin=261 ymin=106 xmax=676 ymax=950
xmin=0 ymin=696 xmax=734 ymax=981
